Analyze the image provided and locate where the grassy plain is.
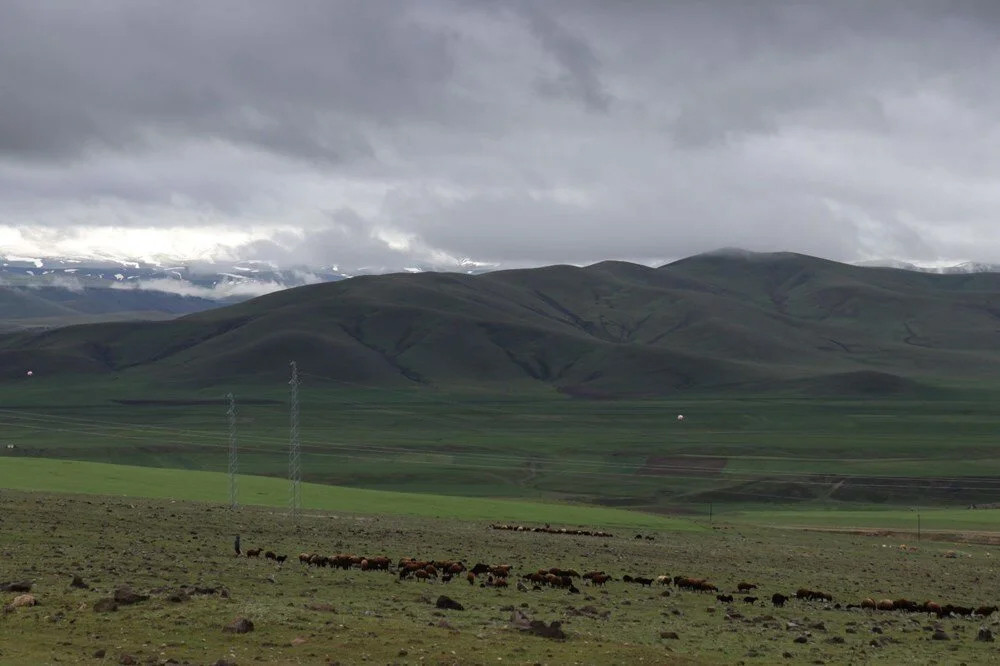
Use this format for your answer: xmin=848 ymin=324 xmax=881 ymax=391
xmin=4 ymin=488 xmax=1000 ymax=665
xmin=0 ymin=458 xmax=693 ymax=531
xmin=3 ymin=376 xmax=1000 ymax=512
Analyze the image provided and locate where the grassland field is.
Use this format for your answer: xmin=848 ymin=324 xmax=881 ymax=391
xmin=5 ymin=480 xmax=1000 ymax=665
xmin=3 ymin=375 xmax=1000 ymax=513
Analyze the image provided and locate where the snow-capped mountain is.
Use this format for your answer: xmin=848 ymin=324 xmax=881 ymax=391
xmin=0 ymin=255 xmax=350 ymax=300
xmin=854 ymin=259 xmax=1000 ymax=274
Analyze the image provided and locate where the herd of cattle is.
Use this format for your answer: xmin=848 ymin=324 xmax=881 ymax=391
xmin=239 ymin=547 xmax=997 ymax=619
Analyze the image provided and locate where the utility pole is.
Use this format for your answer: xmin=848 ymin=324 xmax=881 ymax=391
xmin=917 ymin=509 xmax=921 ymax=541
xmin=288 ymin=361 xmax=302 ymax=519
xmin=227 ymin=393 xmax=238 ymax=509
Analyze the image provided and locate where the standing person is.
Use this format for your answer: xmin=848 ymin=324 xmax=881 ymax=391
xmin=234 ymin=534 xmax=241 ymax=556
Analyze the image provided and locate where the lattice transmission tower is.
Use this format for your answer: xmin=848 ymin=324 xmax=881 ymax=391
xmin=288 ymin=361 xmax=302 ymax=518
xmin=227 ymin=392 xmax=238 ymax=509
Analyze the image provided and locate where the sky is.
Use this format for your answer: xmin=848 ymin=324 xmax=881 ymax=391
xmin=2 ymin=0 xmax=1000 ymax=272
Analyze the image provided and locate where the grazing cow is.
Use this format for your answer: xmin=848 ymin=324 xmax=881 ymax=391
xmin=716 ymin=594 xmax=734 ymax=603
xmin=467 ymin=572 xmax=476 ymax=585
xmin=771 ymin=593 xmax=788 ymax=607
xmin=655 ymin=575 xmax=671 ymax=586
xmin=622 ymin=575 xmax=633 ymax=583
xmin=275 ymin=555 xmax=287 ymax=564
xmin=860 ymin=598 xmax=876 ymax=610
xmin=876 ymin=599 xmax=894 ymax=611
xmin=975 ymin=605 xmax=999 ymax=617
xmin=264 ymin=551 xmax=276 ymax=560
xmin=299 ymin=553 xmax=312 ymax=565
xmin=742 ymin=596 xmax=758 ymax=604
xmin=796 ymin=588 xmax=832 ymax=602
xmin=470 ymin=563 xmax=491 ymax=576
xmin=922 ymin=601 xmax=941 ymax=615
xmin=441 ymin=573 xmax=453 ymax=583
xmin=736 ymin=582 xmax=758 ymax=593
xmin=634 ymin=577 xmax=654 ymax=587
xmin=590 ymin=573 xmax=612 ymax=586
xmin=414 ymin=570 xmax=430 ymax=582
xmin=245 ymin=548 xmax=262 ymax=558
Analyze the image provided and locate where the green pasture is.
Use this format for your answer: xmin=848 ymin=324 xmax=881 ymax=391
xmin=731 ymin=507 xmax=1000 ymax=533
xmin=0 ymin=457 xmax=693 ymax=531
xmin=3 ymin=376 xmax=1000 ymax=509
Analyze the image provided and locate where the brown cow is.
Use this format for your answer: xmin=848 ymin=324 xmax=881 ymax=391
xmin=245 ymin=548 xmax=262 ymax=558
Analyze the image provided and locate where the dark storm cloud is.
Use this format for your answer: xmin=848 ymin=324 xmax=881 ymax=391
xmin=2 ymin=1 xmax=1000 ymax=268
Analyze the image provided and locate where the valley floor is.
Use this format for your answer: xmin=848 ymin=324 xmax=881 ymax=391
xmin=4 ymin=490 xmax=1000 ymax=665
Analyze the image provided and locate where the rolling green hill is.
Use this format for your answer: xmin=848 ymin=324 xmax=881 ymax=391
xmin=3 ymin=249 xmax=1000 ymax=395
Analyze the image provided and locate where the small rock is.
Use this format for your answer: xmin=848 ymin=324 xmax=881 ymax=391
xmin=977 ymin=626 xmax=995 ymax=642
xmin=782 ymin=653 xmax=793 ymax=659
xmin=290 ymin=637 xmax=306 ymax=646
xmin=70 ymin=575 xmax=89 ymax=589
xmin=871 ymin=626 xmax=883 ymax=634
xmin=1 ymin=581 xmax=32 ymax=593
xmin=93 ymin=598 xmax=118 ymax=613
xmin=825 ymin=636 xmax=846 ymax=644
xmin=793 ymin=635 xmax=808 ymax=644
xmin=119 ymin=655 xmax=137 ymax=665
xmin=660 ymin=631 xmax=679 ymax=640
xmin=114 ymin=586 xmax=148 ymax=605
xmin=932 ymin=629 xmax=950 ymax=641
xmin=435 ymin=595 xmax=464 ymax=611
xmin=93 ymin=649 xmax=106 ymax=658
xmin=223 ymin=617 xmax=254 ymax=634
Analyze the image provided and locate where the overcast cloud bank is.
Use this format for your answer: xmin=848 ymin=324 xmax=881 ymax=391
xmin=2 ymin=1 xmax=999 ymax=271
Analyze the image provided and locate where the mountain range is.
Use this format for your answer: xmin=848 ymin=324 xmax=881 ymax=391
xmin=3 ymin=249 xmax=1000 ymax=396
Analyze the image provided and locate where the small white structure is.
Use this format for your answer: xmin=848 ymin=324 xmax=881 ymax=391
xmin=25 ymin=370 xmax=33 ymax=377
xmin=5 ymin=444 xmax=14 ymax=449
xmin=677 ymin=414 xmax=685 ymax=421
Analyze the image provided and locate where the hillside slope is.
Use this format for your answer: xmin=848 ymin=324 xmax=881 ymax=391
xmin=3 ymin=250 xmax=1000 ymax=395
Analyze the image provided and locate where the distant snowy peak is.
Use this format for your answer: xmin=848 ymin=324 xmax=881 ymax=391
xmin=855 ymin=259 xmax=1000 ymax=274
xmin=0 ymin=254 xmax=496 ymax=300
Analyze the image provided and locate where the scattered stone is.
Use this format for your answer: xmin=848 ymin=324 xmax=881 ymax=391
xmin=977 ymin=626 xmax=995 ymax=642
xmin=212 ymin=660 xmax=236 ymax=666
xmin=305 ymin=602 xmax=335 ymax=612
xmin=810 ymin=622 xmax=826 ymax=631
xmin=70 ymin=575 xmax=89 ymax=589
xmin=660 ymin=631 xmax=679 ymax=640
xmin=932 ymin=629 xmax=950 ymax=641
xmin=93 ymin=598 xmax=118 ymax=613
xmin=437 ymin=619 xmax=457 ymax=631
xmin=1 ymin=581 xmax=32 ymax=593
xmin=782 ymin=652 xmax=793 ymax=659
xmin=93 ymin=649 xmax=106 ymax=658
xmin=223 ymin=617 xmax=255 ymax=634
xmin=435 ymin=596 xmax=464 ymax=611
xmin=871 ymin=626 xmax=883 ymax=634
xmin=119 ymin=654 xmax=138 ymax=665
xmin=793 ymin=635 xmax=808 ymax=644
xmin=824 ymin=636 xmax=846 ymax=644
xmin=114 ymin=586 xmax=148 ymax=605
xmin=510 ymin=609 xmax=566 ymax=639
xmin=290 ymin=637 xmax=306 ymax=646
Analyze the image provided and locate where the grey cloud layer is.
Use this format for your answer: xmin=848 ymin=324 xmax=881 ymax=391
xmin=1 ymin=1 xmax=999 ymax=268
